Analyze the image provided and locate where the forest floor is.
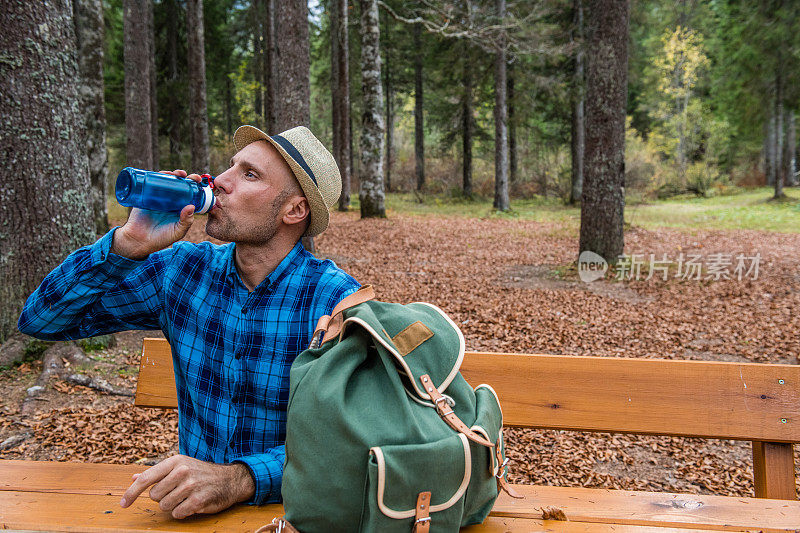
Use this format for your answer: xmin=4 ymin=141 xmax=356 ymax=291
xmin=2 ymin=206 xmax=799 ymax=497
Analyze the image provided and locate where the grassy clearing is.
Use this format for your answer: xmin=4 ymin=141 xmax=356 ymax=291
xmin=359 ymin=187 xmax=800 ymax=233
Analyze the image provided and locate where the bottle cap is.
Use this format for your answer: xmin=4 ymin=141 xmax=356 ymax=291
xmin=198 ymin=185 xmax=215 ymax=214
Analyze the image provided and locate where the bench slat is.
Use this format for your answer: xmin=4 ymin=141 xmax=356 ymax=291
xmin=3 ymin=461 xmax=796 ymax=531
xmin=136 ymin=338 xmax=178 ymax=409
xmin=138 ymin=339 xmax=800 ymax=443
xmin=0 ymin=491 xmax=714 ymax=533
xmin=461 ymin=352 xmax=800 ymax=442
xmin=491 ymin=484 xmax=800 ymax=532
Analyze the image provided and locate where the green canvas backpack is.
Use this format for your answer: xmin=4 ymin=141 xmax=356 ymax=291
xmin=265 ymin=286 xmax=521 ymax=533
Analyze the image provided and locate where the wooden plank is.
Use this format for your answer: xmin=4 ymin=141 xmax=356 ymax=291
xmin=0 ymin=491 xmax=282 ymax=532
xmin=490 ymin=484 xmax=800 ymax=532
xmin=2 ymin=462 xmax=795 ymax=531
xmin=466 ymin=517 xmax=715 ymax=532
xmin=753 ymin=442 xmax=798 ymax=500
xmin=0 ymin=460 xmax=146 ymax=496
xmin=461 ymin=352 xmax=800 ymax=442
xmin=136 ymin=338 xmax=178 ymax=409
xmin=139 ymin=339 xmax=800 ymax=443
xmin=0 ymin=491 xmax=760 ymax=533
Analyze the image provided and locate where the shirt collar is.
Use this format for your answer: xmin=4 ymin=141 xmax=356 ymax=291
xmin=225 ymin=240 xmax=308 ymax=291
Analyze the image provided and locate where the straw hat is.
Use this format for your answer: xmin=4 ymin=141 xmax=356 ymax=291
xmin=233 ymin=125 xmax=341 ymax=237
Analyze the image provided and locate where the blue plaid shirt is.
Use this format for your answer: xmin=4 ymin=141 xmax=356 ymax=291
xmin=18 ymin=228 xmax=360 ymax=504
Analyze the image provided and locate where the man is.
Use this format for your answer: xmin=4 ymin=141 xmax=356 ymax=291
xmin=18 ymin=125 xmax=360 ymax=518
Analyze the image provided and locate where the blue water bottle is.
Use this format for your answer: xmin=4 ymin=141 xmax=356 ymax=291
xmin=115 ymin=167 xmax=216 ymax=214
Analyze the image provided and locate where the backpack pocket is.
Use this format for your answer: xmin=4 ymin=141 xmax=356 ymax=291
xmin=360 ymin=433 xmax=470 ymax=533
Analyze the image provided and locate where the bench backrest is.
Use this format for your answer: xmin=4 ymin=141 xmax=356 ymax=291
xmin=136 ymin=337 xmax=799 ymax=499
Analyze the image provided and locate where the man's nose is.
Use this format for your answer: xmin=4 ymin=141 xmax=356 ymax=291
xmin=213 ymin=167 xmax=233 ymax=193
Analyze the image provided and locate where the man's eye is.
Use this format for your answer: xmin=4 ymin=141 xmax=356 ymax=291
xmin=245 ymin=171 xmax=256 ymax=179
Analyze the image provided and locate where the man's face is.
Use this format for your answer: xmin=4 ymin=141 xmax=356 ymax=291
xmin=205 ymin=140 xmax=301 ymax=244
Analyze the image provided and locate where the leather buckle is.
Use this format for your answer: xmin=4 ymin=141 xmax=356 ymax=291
xmin=496 ymin=457 xmax=510 ymax=478
xmin=415 ymin=517 xmax=431 ymax=524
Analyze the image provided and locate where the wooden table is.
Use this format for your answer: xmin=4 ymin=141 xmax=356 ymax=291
xmin=1 ymin=460 xmax=798 ymax=532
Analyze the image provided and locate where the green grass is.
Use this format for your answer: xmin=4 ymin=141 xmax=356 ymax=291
xmin=344 ymin=187 xmax=800 ymax=233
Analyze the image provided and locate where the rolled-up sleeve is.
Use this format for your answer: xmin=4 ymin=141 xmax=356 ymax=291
xmin=233 ymin=445 xmax=286 ymax=504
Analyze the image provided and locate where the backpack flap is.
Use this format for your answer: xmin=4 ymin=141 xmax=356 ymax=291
xmin=363 ymin=433 xmax=471 ymax=532
xmin=339 ymin=301 xmax=464 ymax=402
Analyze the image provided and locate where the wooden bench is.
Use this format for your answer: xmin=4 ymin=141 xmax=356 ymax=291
xmin=133 ymin=337 xmax=800 ymax=531
xmin=2 ymin=337 xmax=798 ymax=532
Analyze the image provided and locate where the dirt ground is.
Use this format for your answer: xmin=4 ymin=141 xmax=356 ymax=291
xmin=1 ymin=211 xmax=798 ymax=497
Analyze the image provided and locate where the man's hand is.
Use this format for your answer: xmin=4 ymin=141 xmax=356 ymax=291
xmin=120 ymin=455 xmax=255 ymax=519
xmin=111 ymin=170 xmax=204 ymax=260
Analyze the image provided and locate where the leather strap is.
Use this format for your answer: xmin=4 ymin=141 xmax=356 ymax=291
xmin=494 ymin=439 xmax=523 ymax=499
xmin=255 ymin=517 xmax=301 ymax=533
xmin=419 ymin=374 xmax=493 ymax=447
xmin=412 ymin=491 xmax=432 ymax=533
xmin=310 ymin=285 xmax=376 ymax=348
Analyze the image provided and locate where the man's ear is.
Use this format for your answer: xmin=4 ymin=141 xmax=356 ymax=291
xmin=283 ymin=196 xmax=310 ymax=227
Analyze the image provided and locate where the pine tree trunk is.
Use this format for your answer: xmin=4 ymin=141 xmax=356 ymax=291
xmin=508 ymin=61 xmax=517 ymax=186
xmin=0 ymin=0 xmax=96 ymax=341
xmin=413 ymin=23 xmax=425 ymax=191
xmin=786 ymin=112 xmax=797 ymax=187
xmin=263 ymin=0 xmax=276 ymax=131
xmin=384 ymin=44 xmax=394 ymax=193
xmin=579 ymin=0 xmax=628 ymax=263
xmin=493 ymin=0 xmax=510 ymax=211
xmin=187 ymin=0 xmax=210 ymax=171
xmin=273 ymin=0 xmax=311 ymax=132
xmin=166 ymin=0 xmax=181 ymax=169
xmin=463 ymin=49 xmax=474 ymax=199
xmin=331 ymin=0 xmax=351 ymax=210
xmin=253 ymin=0 xmax=264 ymax=127
xmin=74 ymin=0 xmax=109 ymax=235
xmin=570 ymin=0 xmax=585 ymax=205
xmin=359 ymin=0 xmax=385 ymax=218
xmin=124 ymin=0 xmax=153 ymax=169
xmin=147 ymin=0 xmax=159 ymax=167
xmin=766 ymin=111 xmax=776 ymax=186
xmin=774 ymin=70 xmax=785 ymax=199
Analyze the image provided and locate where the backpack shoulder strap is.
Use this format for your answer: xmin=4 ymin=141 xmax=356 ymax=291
xmin=310 ymin=285 xmax=375 ymax=348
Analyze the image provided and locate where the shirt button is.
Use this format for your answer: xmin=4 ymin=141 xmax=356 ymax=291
xmin=241 ymin=307 xmax=248 ymax=314
xmin=235 ymin=351 xmax=242 ymax=360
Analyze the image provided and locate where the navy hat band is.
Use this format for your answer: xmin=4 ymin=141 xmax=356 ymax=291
xmin=271 ymin=134 xmax=318 ymax=186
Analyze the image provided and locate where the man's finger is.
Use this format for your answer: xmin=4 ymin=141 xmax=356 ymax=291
xmin=186 ymin=173 xmax=203 ymax=183
xmin=120 ymin=459 xmax=175 ymax=508
xmin=171 ymin=169 xmax=188 ymax=177
xmin=171 ymin=494 xmax=203 ymax=520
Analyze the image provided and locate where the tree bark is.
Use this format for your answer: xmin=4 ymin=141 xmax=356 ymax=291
xmin=578 ymin=0 xmax=628 ymax=263
xmin=273 ymin=0 xmax=311 ymax=132
xmin=166 ymin=0 xmax=181 ymax=169
xmin=331 ymin=0 xmax=352 ymax=210
xmin=413 ymin=23 xmax=425 ymax=191
xmin=124 ymin=0 xmax=153 ymax=169
xmin=766 ymin=111 xmax=776 ymax=186
xmin=786 ymin=112 xmax=797 ymax=187
xmin=73 ymin=0 xmax=109 ymax=235
xmin=493 ymin=0 xmax=510 ymax=211
xmin=147 ymin=0 xmax=159 ymax=167
xmin=253 ymin=0 xmax=264 ymax=127
xmin=508 ymin=61 xmax=517 ymax=186
xmin=570 ymin=0 xmax=585 ymax=205
xmin=0 ymin=0 xmax=96 ymax=341
xmin=774 ymin=69 xmax=785 ymax=199
xmin=463 ymin=43 xmax=474 ymax=199
xmin=187 ymin=0 xmax=210 ymax=172
xmin=359 ymin=0 xmax=386 ymax=217
xmin=384 ymin=38 xmax=394 ymax=193
xmin=263 ymin=0 xmax=276 ymax=131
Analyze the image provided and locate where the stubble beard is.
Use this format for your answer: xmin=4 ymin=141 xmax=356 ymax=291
xmin=205 ymin=191 xmax=290 ymax=245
